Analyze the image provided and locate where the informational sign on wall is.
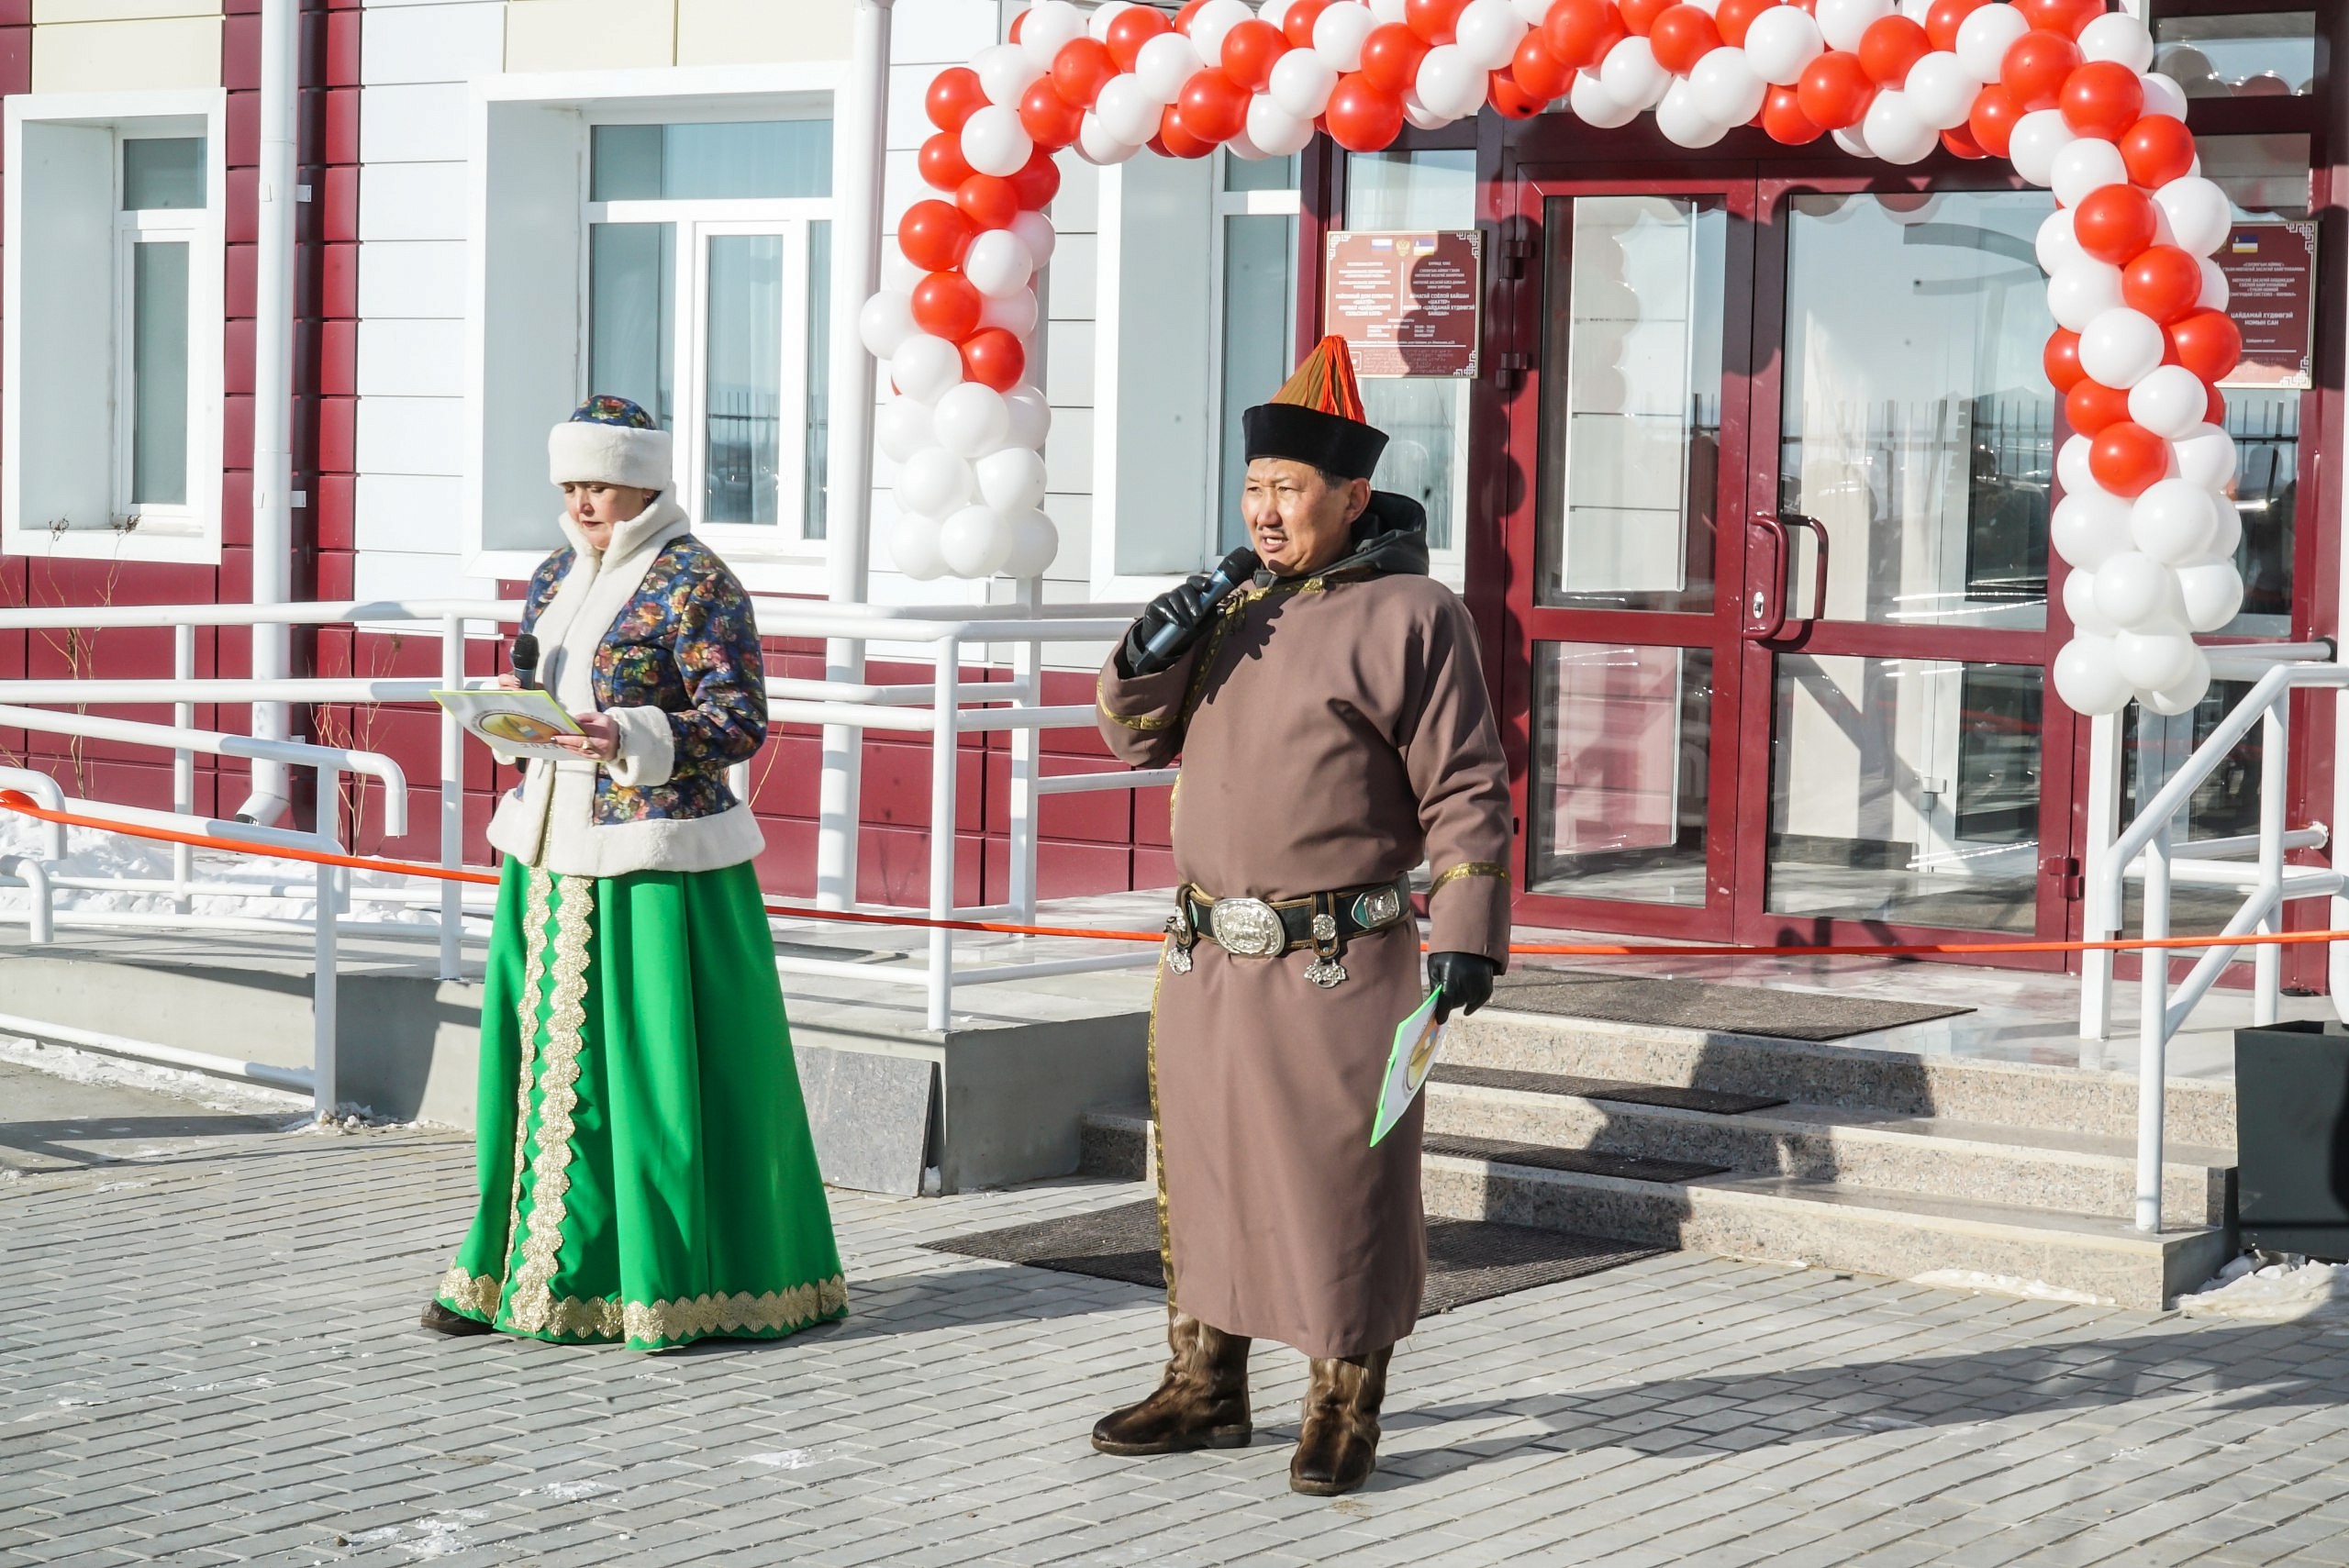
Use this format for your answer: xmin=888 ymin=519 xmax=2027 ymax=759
xmin=1323 ymin=229 xmax=1483 ymax=379
xmin=2215 ymin=220 xmax=2319 ymax=390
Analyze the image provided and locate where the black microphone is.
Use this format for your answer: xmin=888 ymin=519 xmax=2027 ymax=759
xmin=510 ymin=634 xmax=540 ymax=691
xmin=1142 ymin=547 xmax=1261 ymax=666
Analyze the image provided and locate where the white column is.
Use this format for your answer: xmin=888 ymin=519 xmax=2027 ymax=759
xmin=240 ymin=0 xmax=301 ymax=827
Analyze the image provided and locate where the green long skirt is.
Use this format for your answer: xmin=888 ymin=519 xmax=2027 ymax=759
xmin=434 ymin=859 xmax=847 ymax=1350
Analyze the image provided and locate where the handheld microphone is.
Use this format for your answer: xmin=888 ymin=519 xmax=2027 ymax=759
xmin=1142 ymin=547 xmax=1261 ymax=665
xmin=510 ymin=634 xmax=540 ymax=691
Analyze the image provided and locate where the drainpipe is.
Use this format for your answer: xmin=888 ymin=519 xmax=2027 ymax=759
xmin=237 ymin=0 xmax=300 ymax=827
xmin=814 ymin=0 xmax=893 ymax=908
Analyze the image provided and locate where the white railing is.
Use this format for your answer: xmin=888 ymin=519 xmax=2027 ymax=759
xmin=2077 ymin=645 xmax=2349 ymax=1233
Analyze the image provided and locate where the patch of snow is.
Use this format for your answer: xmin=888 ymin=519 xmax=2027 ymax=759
xmin=520 ymin=1480 xmax=614 ymax=1501
xmin=2178 ymin=1254 xmax=2349 ymax=1322
xmin=0 ymin=1035 xmax=307 ymax=1115
xmin=741 ymin=1449 xmax=818 ymax=1470
xmin=1911 ymin=1270 xmax=2118 ymax=1307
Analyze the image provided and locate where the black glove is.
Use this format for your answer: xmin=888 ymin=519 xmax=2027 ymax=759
xmin=1426 ymin=951 xmax=1497 ymax=1025
xmin=1119 ymin=575 xmax=1212 ymax=678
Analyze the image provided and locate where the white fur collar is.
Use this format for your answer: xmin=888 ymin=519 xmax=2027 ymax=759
xmin=554 ymin=494 xmax=688 ymax=566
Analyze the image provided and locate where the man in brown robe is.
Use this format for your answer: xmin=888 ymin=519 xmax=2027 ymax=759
xmin=1091 ymin=338 xmax=1513 ymax=1496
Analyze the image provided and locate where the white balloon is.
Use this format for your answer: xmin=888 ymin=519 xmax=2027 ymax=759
xmin=940 ymin=504 xmax=1017 ymax=578
xmin=1096 ymin=74 xmax=1163 ymax=144
xmin=976 ymin=446 xmax=1050 ymax=514
xmin=2078 ymin=307 xmax=2165 ymax=389
xmin=2128 ymin=364 xmax=2209 ymax=439
xmin=1001 ymin=508 xmax=1061 ymax=578
xmin=2046 ymin=260 xmax=2124 ymax=333
xmin=2154 ymin=175 xmax=2231 ymax=256
xmin=2138 ymin=71 xmax=2188 ymax=121
xmin=2200 ymin=498 xmax=2243 ymax=563
xmin=1313 ymin=0 xmax=1376 ymax=72
xmin=2143 ymin=651 xmax=2211 ymax=716
xmin=1258 ymin=0 xmax=1295 ymax=28
xmin=880 ymin=245 xmax=923 ymax=295
xmin=1076 ymin=113 xmax=1141 ymax=164
xmin=2169 ymin=424 xmax=2237 ymax=492
xmin=978 ymin=287 xmax=1040 ymax=336
xmin=2050 ymin=138 xmax=2129 ymax=208
xmin=1089 ymin=0 xmax=1133 ymax=40
xmin=1003 ymin=384 xmax=1053 ymax=450
xmin=931 ymin=382 xmax=1012 ymax=459
xmin=876 ymin=397 xmax=934 ymax=464
xmin=2131 ymin=479 xmax=2219 ymax=565
xmin=1831 ymin=125 xmax=1873 ymax=161
xmin=2008 ymin=109 xmax=2075 ymax=188
xmin=1598 ymin=36 xmax=1669 ymax=110
xmin=2033 ymin=209 xmax=2081 ymax=277
xmin=2056 ymin=434 xmax=2097 ymax=498
xmin=1010 ymin=209 xmax=1057 ymax=268
xmin=1901 ymin=51 xmax=1977 ymax=130
xmin=1402 ymin=88 xmax=1452 ymax=129
xmin=891 ymin=509 xmax=949 ymax=581
xmin=1508 ymin=0 xmax=1553 ymax=23
xmin=975 ymin=41 xmax=1044 ymax=108
xmin=858 ymin=290 xmax=916 ymax=360
xmin=2093 ymin=550 xmax=2182 ymax=632
xmin=1454 ymin=0 xmax=1528 ymax=70
xmin=2197 ymin=255 xmax=2228 ymax=312
xmin=1863 ymin=90 xmax=1936 ymax=165
xmin=2175 ymin=561 xmax=2244 ymax=632
xmin=1568 ymin=71 xmax=1640 ymax=128
xmin=891 ymin=334 xmax=963 ymax=405
xmin=1657 ymin=81 xmax=1730 ymax=148
xmin=1188 ymin=0 xmax=1255 ymax=68
xmin=1954 ymin=2 xmax=2028 ymax=83
xmin=893 ymin=446 xmax=975 ymax=517
xmin=1247 ymin=93 xmax=1315 ymax=154
xmin=1019 ymin=0 xmax=1090 ymax=69
xmin=963 ymin=228 xmax=1035 ymax=299
xmin=2077 ymin=12 xmax=2154 ymax=73
xmin=1224 ymin=123 xmax=1269 ymax=161
xmin=1136 ymin=31 xmax=1201 ymax=103
xmin=2063 ymin=568 xmax=2117 ymax=635
xmin=1689 ymin=47 xmax=1766 ymax=128
xmin=2115 ymin=628 xmax=2199 ymax=692
xmin=1742 ymin=6 xmax=1824 ymax=86
xmin=1814 ymin=0 xmax=1890 ymax=53
xmin=2053 ymin=635 xmax=2132 ymax=715
xmin=1269 ymin=45 xmax=1339 ymax=117
xmin=2052 ymin=490 xmax=2132 ymax=570
xmin=1419 ymin=44 xmax=1490 ymax=118
xmin=961 ymin=105 xmax=1033 ymax=178
xmin=1368 ymin=0 xmax=1408 ymax=22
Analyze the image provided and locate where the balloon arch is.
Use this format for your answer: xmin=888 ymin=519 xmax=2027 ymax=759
xmin=856 ymin=0 xmax=2251 ymax=718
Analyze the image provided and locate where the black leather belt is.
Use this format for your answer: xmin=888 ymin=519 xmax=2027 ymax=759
xmin=1164 ymin=874 xmax=1413 ymax=989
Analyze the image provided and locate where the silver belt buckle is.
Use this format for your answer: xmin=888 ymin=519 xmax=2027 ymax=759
xmin=1208 ymin=896 xmax=1286 ymax=959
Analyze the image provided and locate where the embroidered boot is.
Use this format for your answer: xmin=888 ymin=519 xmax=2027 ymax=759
xmin=1288 ymin=1345 xmax=1391 ymax=1496
xmin=1091 ymin=1306 xmax=1252 ymax=1455
xmin=418 ymin=1301 xmax=492 ymax=1337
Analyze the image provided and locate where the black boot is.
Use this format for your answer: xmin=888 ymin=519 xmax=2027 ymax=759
xmin=1091 ymin=1307 xmax=1252 ymax=1455
xmin=1289 ymin=1346 xmax=1390 ymax=1496
xmin=419 ymin=1300 xmax=492 ymax=1337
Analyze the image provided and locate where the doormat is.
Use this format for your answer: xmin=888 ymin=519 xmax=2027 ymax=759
xmin=1490 ymin=969 xmax=1972 ymax=1041
xmin=924 ymin=1200 xmax=1664 ymax=1315
xmin=1430 ymin=1062 xmax=1787 ymax=1116
xmin=1420 ymin=1132 xmax=1726 ymax=1184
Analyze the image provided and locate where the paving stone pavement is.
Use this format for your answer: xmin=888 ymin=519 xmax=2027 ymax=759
xmin=8 ymin=1056 xmax=2349 ymax=1568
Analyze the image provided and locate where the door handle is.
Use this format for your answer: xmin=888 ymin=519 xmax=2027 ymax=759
xmin=1743 ymin=512 xmax=1788 ymax=640
xmin=1783 ymin=512 xmax=1829 ymax=628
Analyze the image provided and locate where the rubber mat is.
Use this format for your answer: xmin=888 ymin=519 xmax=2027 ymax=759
xmin=1419 ymin=1132 xmax=1727 ymax=1184
xmin=1490 ymin=968 xmax=1971 ymax=1040
xmin=1430 ymin=1062 xmax=1787 ymax=1116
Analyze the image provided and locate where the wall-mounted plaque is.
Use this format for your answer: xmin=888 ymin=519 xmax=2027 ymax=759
xmin=2216 ymin=220 xmax=2318 ymax=390
xmin=1323 ymin=229 xmax=1483 ymax=379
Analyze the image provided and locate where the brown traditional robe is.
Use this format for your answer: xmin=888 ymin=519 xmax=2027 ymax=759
xmin=1097 ymin=528 xmax=1512 ymax=1359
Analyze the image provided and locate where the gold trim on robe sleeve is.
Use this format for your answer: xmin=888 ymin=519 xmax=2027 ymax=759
xmin=1430 ymin=861 xmax=1510 ymax=894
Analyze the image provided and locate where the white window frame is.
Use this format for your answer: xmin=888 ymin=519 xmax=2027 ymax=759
xmin=4 ymin=90 xmax=226 ymax=564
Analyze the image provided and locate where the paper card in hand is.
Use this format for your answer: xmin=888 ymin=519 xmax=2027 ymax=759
xmin=433 ymin=687 xmax=584 ymax=761
xmin=1371 ymin=985 xmax=1447 ymax=1148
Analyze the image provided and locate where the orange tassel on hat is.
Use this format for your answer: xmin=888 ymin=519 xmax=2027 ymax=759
xmin=1267 ymin=335 xmax=1370 ymax=425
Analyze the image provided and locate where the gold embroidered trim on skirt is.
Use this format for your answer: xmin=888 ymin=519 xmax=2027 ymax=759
xmin=1430 ymin=861 xmax=1510 ymax=894
xmin=517 ymin=1276 xmax=850 ymax=1346
xmin=498 ymin=866 xmax=557 ymax=1302
xmin=505 ymin=873 xmax=595 ymax=1336
xmin=1145 ymin=961 xmax=1174 ymax=1309
xmin=435 ymin=1267 xmax=502 ymax=1319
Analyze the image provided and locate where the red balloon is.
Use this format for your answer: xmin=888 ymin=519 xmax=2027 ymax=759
xmin=2043 ymin=328 xmax=2085 ymax=392
xmin=1153 ymin=105 xmax=1215 ymax=159
xmin=1619 ymin=0 xmax=1675 ymax=37
xmin=2121 ymin=246 xmax=2203 ymax=324
xmin=2065 ymin=378 xmax=2132 ymax=437
xmin=2205 ymin=382 xmax=2230 ymax=425
xmin=1105 ymin=4 xmax=1172 ymax=70
xmin=2073 ymin=183 xmax=2156 ymax=264
xmin=1405 ymin=0 xmax=1466 ymax=44
xmin=2168 ymin=309 xmax=2243 ymax=382
xmin=1326 ymin=72 xmax=1406 ymax=150
xmin=1761 ymin=84 xmax=1824 ymax=143
xmin=910 ymin=271 xmax=983 ymax=341
xmin=2000 ymin=29 xmax=2083 ymax=111
xmin=898 ymin=199 xmax=975 ymax=272
xmin=1715 ymin=0 xmax=1782 ymax=49
xmin=1512 ymin=32 xmax=1574 ymax=100
xmin=1857 ymin=16 xmax=1929 ymax=86
xmin=1649 ymin=6 xmax=1723 ymax=73
xmin=1008 ymin=147 xmax=1062 ymax=210
xmin=1174 ymin=0 xmax=1213 ymax=33
xmin=961 ymin=328 xmax=1026 ymax=393
xmin=1177 ymin=68 xmax=1251 ymax=143
xmin=1922 ymin=0 xmax=1988 ymax=51
xmin=2018 ymin=0 xmax=2102 ymax=37
xmin=1050 ymin=38 xmax=1118 ymax=109
xmin=1489 ymin=70 xmax=1545 ymax=117
xmin=1966 ymin=83 xmax=2024 ymax=156
xmin=1361 ymin=22 xmax=1431 ymax=94
xmin=2059 ymin=61 xmax=2143 ymax=140
xmin=926 ymin=67 xmax=988 ymax=133
xmin=1221 ymin=18 xmax=1287 ymax=91
xmin=1545 ymin=0 xmax=1628 ymax=69
xmin=955 ymin=173 xmax=1019 ymax=230
xmin=1941 ymin=121 xmax=1987 ymax=159
xmin=2089 ymin=421 xmax=2169 ymax=498
xmin=2121 ymin=115 xmax=2196 ymax=188
xmin=1798 ymin=50 xmax=1875 ymax=129
xmin=1008 ymin=7 xmax=1026 ymax=42
xmin=918 ymin=130 xmax=974 ymax=192
xmin=1282 ymin=0 xmax=1330 ymax=48
xmin=1018 ymin=79 xmax=1084 ymax=150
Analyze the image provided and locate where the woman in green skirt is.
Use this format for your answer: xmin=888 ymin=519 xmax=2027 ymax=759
xmin=422 ymin=395 xmax=845 ymax=1350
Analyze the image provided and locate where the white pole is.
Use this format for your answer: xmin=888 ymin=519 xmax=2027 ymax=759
xmin=439 ymin=615 xmax=464 ymax=982
xmin=2079 ymin=709 xmax=2120 ymax=1044
xmin=173 ymin=625 xmax=195 ymax=912
xmin=816 ymin=0 xmax=894 ymax=911
xmin=928 ymin=637 xmax=958 ymax=1032
xmin=240 ymin=0 xmax=301 ymax=827
xmin=2254 ymin=699 xmax=2288 ymax=1026
xmin=1009 ymin=579 xmax=1041 ymax=926
xmin=313 ymin=765 xmax=341 ymax=1118
xmin=2134 ymin=704 xmax=2173 ymax=1234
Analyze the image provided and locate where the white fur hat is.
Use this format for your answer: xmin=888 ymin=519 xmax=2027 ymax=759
xmin=549 ymin=395 xmax=673 ymax=490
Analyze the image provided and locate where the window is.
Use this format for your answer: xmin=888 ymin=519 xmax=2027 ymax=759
xmin=2152 ymin=11 xmax=2318 ymax=98
xmin=120 ymin=136 xmax=205 ymax=521
xmin=1213 ymin=156 xmax=1301 ymax=554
